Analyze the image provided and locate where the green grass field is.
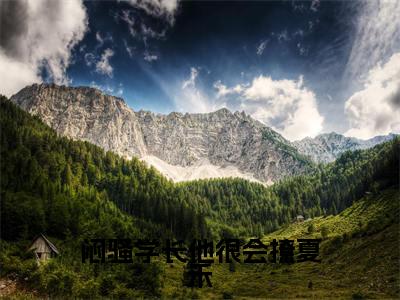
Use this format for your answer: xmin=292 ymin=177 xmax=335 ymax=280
xmin=161 ymin=188 xmax=400 ymax=299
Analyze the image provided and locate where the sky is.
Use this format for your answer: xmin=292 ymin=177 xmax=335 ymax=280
xmin=0 ymin=0 xmax=399 ymax=141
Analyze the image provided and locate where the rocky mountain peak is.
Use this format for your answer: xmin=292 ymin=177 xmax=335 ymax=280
xmin=10 ymin=83 xmax=314 ymax=184
xmin=294 ymin=131 xmax=396 ymax=163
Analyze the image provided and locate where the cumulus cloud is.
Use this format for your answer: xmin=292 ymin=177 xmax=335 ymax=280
xmin=0 ymin=0 xmax=88 ymax=97
xmin=345 ymin=0 xmax=400 ymax=82
xmin=214 ymin=76 xmax=324 ymax=141
xmin=214 ymin=80 xmax=245 ymax=98
xmin=344 ymin=52 xmax=400 ymax=139
xmin=96 ymin=48 xmax=114 ymax=77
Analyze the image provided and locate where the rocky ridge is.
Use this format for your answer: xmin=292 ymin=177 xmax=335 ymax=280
xmin=11 ymin=84 xmax=312 ymax=183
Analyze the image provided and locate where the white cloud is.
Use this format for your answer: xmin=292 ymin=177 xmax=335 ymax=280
xmin=84 ymin=52 xmax=96 ymax=66
xmin=344 ymin=52 xmax=400 ymax=139
xmin=0 ymin=50 xmax=40 ymax=96
xmin=256 ymin=40 xmax=268 ymax=56
xmin=96 ymin=48 xmax=114 ymax=77
xmin=0 ymin=0 xmax=88 ymax=97
xmin=214 ymin=76 xmax=324 ymax=141
xmin=297 ymin=42 xmax=308 ymax=56
xmin=90 ymin=81 xmax=124 ymax=96
xmin=345 ymin=0 xmax=400 ymax=83
xmin=143 ymin=51 xmax=158 ymax=62
xmin=214 ymin=80 xmax=245 ymax=98
xmin=141 ymin=23 xmax=166 ymax=40
xmin=277 ymin=30 xmax=290 ymax=42
xmin=293 ymin=29 xmax=304 ymax=38
xmin=120 ymin=10 xmax=137 ymax=37
xmin=342 ymin=0 xmax=400 ymax=139
xmin=310 ymin=0 xmax=320 ymax=12
xmin=126 ymin=0 xmax=180 ymax=25
xmin=95 ymin=31 xmax=112 ymax=47
xmin=123 ymin=40 xmax=135 ymax=58
xmin=176 ymin=67 xmax=212 ymax=113
xmin=96 ymin=32 xmax=104 ymax=45
xmin=182 ymin=67 xmax=198 ymax=89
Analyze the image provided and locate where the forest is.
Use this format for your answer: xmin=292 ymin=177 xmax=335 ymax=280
xmin=0 ymin=95 xmax=398 ymax=297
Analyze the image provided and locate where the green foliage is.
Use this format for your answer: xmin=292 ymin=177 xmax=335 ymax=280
xmin=0 ymin=95 xmax=398 ymax=298
xmin=0 ymin=96 xmax=209 ymax=242
xmin=321 ymin=225 xmax=329 ymax=239
xmin=1 ymin=95 xmax=398 ymax=241
xmin=178 ymin=135 xmax=399 ymax=236
xmin=307 ymin=223 xmax=315 ymax=234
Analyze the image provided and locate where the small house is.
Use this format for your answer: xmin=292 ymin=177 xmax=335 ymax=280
xmin=28 ymin=234 xmax=59 ymax=263
xmin=296 ymin=215 xmax=305 ymax=223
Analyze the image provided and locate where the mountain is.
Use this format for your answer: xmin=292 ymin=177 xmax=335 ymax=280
xmin=294 ymin=132 xmax=397 ymax=163
xmin=10 ymin=83 xmax=312 ymax=184
xmin=10 ymin=84 xmax=395 ymax=183
xmin=3 ymin=92 xmax=398 ymax=239
xmin=1 ymin=94 xmax=398 ymax=298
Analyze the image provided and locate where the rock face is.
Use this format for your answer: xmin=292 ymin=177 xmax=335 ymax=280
xmin=12 ymin=84 xmax=147 ymax=158
xmin=293 ymin=132 xmax=397 ymax=163
xmin=11 ymin=83 xmax=312 ymax=183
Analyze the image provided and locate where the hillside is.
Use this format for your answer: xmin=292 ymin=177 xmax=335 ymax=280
xmin=1 ymin=93 xmax=398 ymax=238
xmin=0 ymin=95 xmax=398 ymax=298
xmin=161 ymin=188 xmax=400 ymax=299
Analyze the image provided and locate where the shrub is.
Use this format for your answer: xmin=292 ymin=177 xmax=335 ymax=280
xmin=73 ymin=279 xmax=99 ymax=299
xmin=307 ymin=223 xmax=316 ymax=234
xmin=321 ymin=225 xmax=329 ymax=239
xmin=99 ymin=274 xmax=116 ymax=296
xmin=223 ymin=291 xmax=233 ymax=299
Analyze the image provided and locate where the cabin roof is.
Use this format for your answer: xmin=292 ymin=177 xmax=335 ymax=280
xmin=30 ymin=233 xmax=59 ymax=255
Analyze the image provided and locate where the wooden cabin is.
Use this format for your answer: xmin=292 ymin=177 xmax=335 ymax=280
xmin=28 ymin=234 xmax=59 ymax=263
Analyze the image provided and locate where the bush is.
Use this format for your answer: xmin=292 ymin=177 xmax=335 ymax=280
xmin=352 ymin=291 xmax=365 ymax=299
xmin=73 ymin=279 xmax=99 ymax=298
xmin=307 ymin=223 xmax=316 ymax=234
xmin=43 ymin=268 xmax=76 ymax=296
xmin=223 ymin=291 xmax=233 ymax=299
xmin=322 ymin=236 xmax=343 ymax=255
xmin=321 ymin=225 xmax=329 ymax=239
xmin=111 ymin=284 xmax=138 ymax=299
xmin=99 ymin=274 xmax=116 ymax=296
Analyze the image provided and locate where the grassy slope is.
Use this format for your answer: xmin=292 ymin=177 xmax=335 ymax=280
xmin=161 ymin=188 xmax=399 ymax=299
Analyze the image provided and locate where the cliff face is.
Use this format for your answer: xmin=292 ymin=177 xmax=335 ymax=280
xmin=11 ymin=84 xmax=313 ymax=183
xmin=12 ymin=84 xmax=147 ymax=158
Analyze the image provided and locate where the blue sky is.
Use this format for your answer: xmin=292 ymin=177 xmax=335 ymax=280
xmin=1 ymin=0 xmax=399 ymax=140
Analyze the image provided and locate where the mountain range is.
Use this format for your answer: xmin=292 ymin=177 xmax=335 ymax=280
xmin=10 ymin=83 xmax=396 ymax=184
